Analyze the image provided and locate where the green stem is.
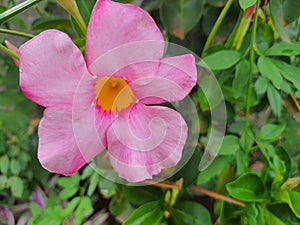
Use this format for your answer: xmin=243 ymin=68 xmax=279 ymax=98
xmin=71 ymin=12 xmax=87 ymax=35
xmin=244 ymin=1 xmax=259 ymax=155
xmin=0 ymin=43 xmax=19 ymax=59
xmin=0 ymin=0 xmax=44 ymax=25
xmin=202 ymin=0 xmax=234 ymax=57
xmin=0 ymin=28 xmax=34 ymax=39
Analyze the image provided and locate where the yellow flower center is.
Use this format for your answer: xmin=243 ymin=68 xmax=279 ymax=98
xmin=95 ymin=76 xmax=134 ymax=113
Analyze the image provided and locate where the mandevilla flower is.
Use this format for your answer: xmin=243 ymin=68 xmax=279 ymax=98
xmin=19 ymin=0 xmax=197 ymax=182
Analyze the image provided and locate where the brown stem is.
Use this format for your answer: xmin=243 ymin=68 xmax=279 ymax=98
xmin=282 ymin=98 xmax=297 ymax=118
xmin=290 ymin=94 xmax=300 ymax=112
xmin=190 ymin=185 xmax=245 ymax=207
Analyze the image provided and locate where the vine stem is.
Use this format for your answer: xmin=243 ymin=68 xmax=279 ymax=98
xmin=148 ymin=180 xmax=245 ymax=208
xmin=0 ymin=43 xmax=19 ymax=59
xmin=202 ymin=0 xmax=234 ymax=56
xmin=0 ymin=28 xmax=34 ymax=39
xmin=244 ymin=1 xmax=259 ymax=155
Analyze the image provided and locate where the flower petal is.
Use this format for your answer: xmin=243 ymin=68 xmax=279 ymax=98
xmin=72 ymin=72 xmax=107 ymax=159
xmin=86 ymin=0 xmax=164 ymax=75
xmin=106 ymin=103 xmax=188 ymax=182
xmin=19 ymin=30 xmax=86 ymax=107
xmin=38 ymin=107 xmax=87 ymax=175
xmin=130 ymin=54 xmax=197 ymax=104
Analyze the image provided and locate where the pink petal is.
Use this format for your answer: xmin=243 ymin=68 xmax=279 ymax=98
xmin=38 ymin=107 xmax=87 ymax=175
xmin=86 ymin=0 xmax=164 ymax=75
xmin=116 ymin=54 xmax=197 ymax=103
xmin=106 ymin=103 xmax=188 ymax=182
xmin=72 ymin=72 xmax=108 ymax=155
xmin=19 ymin=30 xmax=86 ymax=108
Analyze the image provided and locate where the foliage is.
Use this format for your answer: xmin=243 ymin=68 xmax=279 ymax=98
xmin=0 ymin=0 xmax=300 ymax=224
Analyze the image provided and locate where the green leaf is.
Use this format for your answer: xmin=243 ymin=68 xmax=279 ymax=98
xmin=245 ymin=203 xmax=265 ymax=225
xmin=282 ymin=0 xmax=300 ymax=24
xmin=267 ymin=203 xmax=300 ymax=225
xmin=219 ymin=135 xmax=240 ymax=155
xmin=0 ymin=0 xmax=42 ymax=24
xmin=172 ymin=201 xmax=212 ymax=225
xmin=57 ymin=173 xmax=80 ymax=188
xmin=123 ymin=187 xmax=159 ymax=206
xmin=63 ymin=197 xmax=80 ymax=217
xmin=9 ymin=176 xmax=24 ymax=198
xmin=258 ymin=56 xmax=283 ymax=89
xmin=10 ymin=158 xmax=21 ymax=175
xmin=0 ymin=155 xmax=9 ymax=173
xmin=269 ymin=0 xmax=290 ymax=42
xmin=272 ymin=59 xmax=300 ymax=90
xmin=267 ymin=85 xmax=282 ymax=117
xmin=160 ymin=0 xmax=204 ymax=39
xmin=266 ymin=42 xmax=300 ymax=56
xmin=259 ymin=123 xmax=286 ymax=141
xmin=123 ymin=201 xmax=164 ymax=225
xmin=87 ymin=172 xmax=100 ymax=196
xmin=74 ymin=197 xmax=93 ymax=225
xmin=197 ymin=156 xmax=234 ymax=184
xmin=99 ymin=177 xmax=116 ymax=198
xmin=226 ymin=173 xmax=266 ymax=202
xmin=255 ymin=77 xmax=269 ymax=95
xmin=109 ymin=196 xmax=134 ymax=218
xmin=30 ymin=16 xmax=71 ymax=30
xmin=238 ymin=0 xmax=256 ymax=10
xmin=264 ymin=208 xmax=286 ymax=225
xmin=59 ymin=186 xmax=78 ymax=200
xmin=276 ymin=190 xmax=300 ymax=218
xmin=202 ymin=50 xmax=241 ymax=70
xmin=233 ymin=60 xmax=250 ymax=99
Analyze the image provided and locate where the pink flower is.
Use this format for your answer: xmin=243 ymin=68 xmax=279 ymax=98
xmin=19 ymin=0 xmax=197 ymax=182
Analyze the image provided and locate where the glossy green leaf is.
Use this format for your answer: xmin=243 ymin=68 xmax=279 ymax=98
xmin=267 ymin=85 xmax=282 ymax=117
xmin=141 ymin=0 xmax=160 ymax=12
xmin=226 ymin=173 xmax=266 ymax=202
xmin=259 ymin=123 xmax=286 ymax=141
xmin=266 ymin=42 xmax=300 ymax=56
xmin=31 ymin=16 xmax=71 ymax=30
xmin=245 ymin=203 xmax=265 ymax=225
xmin=276 ymin=190 xmax=300 ymax=218
xmin=267 ymin=203 xmax=300 ymax=225
xmin=219 ymin=135 xmax=240 ymax=155
xmin=172 ymin=201 xmax=212 ymax=225
xmin=123 ymin=201 xmax=164 ymax=225
xmin=123 ymin=187 xmax=159 ymax=206
xmin=238 ymin=0 xmax=256 ymax=10
xmin=160 ymin=0 xmax=204 ymax=39
xmin=202 ymin=50 xmax=241 ymax=70
xmin=233 ymin=60 xmax=250 ymax=99
xmin=272 ymin=59 xmax=300 ymax=90
xmin=197 ymin=156 xmax=234 ymax=184
xmin=264 ymin=208 xmax=286 ymax=225
xmin=109 ymin=196 xmax=134 ymax=219
xmin=258 ymin=56 xmax=283 ymax=89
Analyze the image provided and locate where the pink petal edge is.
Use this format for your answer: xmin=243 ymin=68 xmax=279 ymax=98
xmin=19 ymin=29 xmax=86 ymax=108
xmin=106 ymin=103 xmax=188 ymax=182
